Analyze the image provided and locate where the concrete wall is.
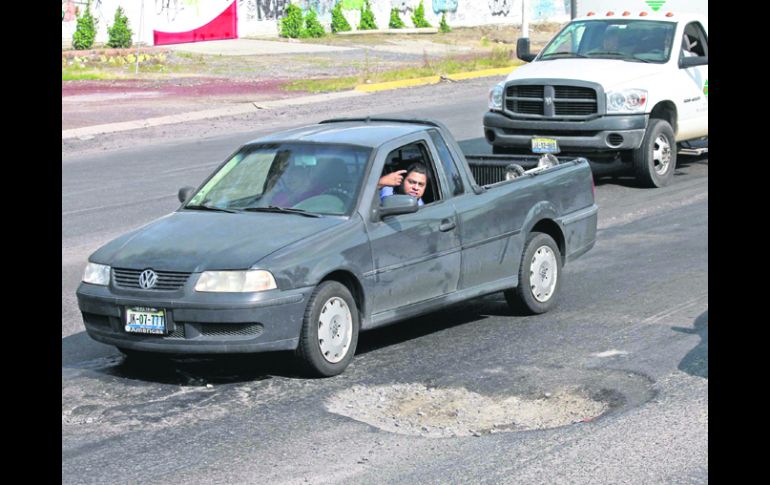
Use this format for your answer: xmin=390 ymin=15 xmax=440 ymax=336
xmin=61 ymin=0 xmax=573 ymax=48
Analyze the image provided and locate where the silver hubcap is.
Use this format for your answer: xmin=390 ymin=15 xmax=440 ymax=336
xmin=530 ymin=245 xmax=558 ymax=302
xmin=318 ymin=297 xmax=352 ymax=364
xmin=652 ymin=134 xmax=672 ymax=175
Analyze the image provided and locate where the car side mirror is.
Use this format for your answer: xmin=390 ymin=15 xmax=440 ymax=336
xmin=679 ymin=55 xmax=708 ymax=68
xmin=379 ymin=195 xmax=419 ymax=218
xmin=178 ymin=186 xmax=196 ymax=203
xmin=517 ymin=38 xmax=536 ymax=62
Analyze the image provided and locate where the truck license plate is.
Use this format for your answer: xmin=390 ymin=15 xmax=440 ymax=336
xmin=531 ymin=137 xmax=560 ymax=154
xmin=125 ymin=307 xmax=166 ymax=334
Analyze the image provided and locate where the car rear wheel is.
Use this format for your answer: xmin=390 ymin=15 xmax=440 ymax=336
xmin=632 ymin=118 xmax=677 ymax=188
xmin=504 ymin=232 xmax=562 ymax=314
xmin=295 ymin=281 xmax=359 ymax=377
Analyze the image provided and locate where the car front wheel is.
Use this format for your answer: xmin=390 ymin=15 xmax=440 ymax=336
xmin=295 ymin=281 xmax=359 ymax=377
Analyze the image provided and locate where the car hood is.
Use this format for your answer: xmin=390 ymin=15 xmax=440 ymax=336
xmin=507 ymin=59 xmax=668 ymax=89
xmin=91 ymin=211 xmax=346 ymax=273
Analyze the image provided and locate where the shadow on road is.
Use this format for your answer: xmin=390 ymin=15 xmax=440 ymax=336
xmin=105 ymin=351 xmax=302 ymax=385
xmin=63 ymin=293 xmax=526 ymax=384
xmin=672 ymin=310 xmax=708 ymax=379
xmin=357 ymin=302 xmax=490 ymax=356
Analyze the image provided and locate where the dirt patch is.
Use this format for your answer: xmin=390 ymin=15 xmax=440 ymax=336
xmin=326 ymin=382 xmax=608 ymax=438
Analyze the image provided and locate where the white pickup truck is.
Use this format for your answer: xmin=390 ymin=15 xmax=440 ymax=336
xmin=484 ymin=9 xmax=708 ymax=187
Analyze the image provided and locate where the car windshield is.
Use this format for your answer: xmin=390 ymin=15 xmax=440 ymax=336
xmin=540 ymin=19 xmax=676 ymax=63
xmin=186 ymin=143 xmax=372 ymax=216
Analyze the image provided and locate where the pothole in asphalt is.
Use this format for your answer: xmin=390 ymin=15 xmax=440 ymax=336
xmin=326 ymin=366 xmax=655 ymax=438
xmin=326 ymin=382 xmax=609 ymax=438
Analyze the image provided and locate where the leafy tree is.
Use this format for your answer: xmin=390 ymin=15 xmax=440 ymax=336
xmin=280 ymin=3 xmax=304 ymax=38
xmin=411 ymin=0 xmax=432 ymax=28
xmin=72 ymin=1 xmax=97 ymax=50
xmin=439 ymin=13 xmax=451 ymax=33
xmin=358 ymin=0 xmax=377 ymax=31
xmin=389 ymin=8 xmax=405 ymax=29
xmin=107 ymin=6 xmax=133 ymax=48
xmin=331 ymin=1 xmax=351 ymax=33
xmin=302 ymin=10 xmax=326 ymax=38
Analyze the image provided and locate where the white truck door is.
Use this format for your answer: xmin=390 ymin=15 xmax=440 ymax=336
xmin=675 ymin=21 xmax=708 ymax=140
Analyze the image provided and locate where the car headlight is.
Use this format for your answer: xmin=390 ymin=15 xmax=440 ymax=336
xmin=606 ymin=89 xmax=648 ymax=113
xmin=83 ymin=262 xmax=111 ymax=285
xmin=195 ymin=270 xmax=277 ymax=293
xmin=488 ymin=82 xmax=505 ymax=111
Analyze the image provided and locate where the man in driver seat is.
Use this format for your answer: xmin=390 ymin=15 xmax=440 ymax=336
xmin=378 ymin=162 xmax=429 ymax=206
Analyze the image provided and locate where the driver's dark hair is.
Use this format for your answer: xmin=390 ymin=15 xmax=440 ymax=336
xmin=405 ymin=162 xmax=430 ymax=181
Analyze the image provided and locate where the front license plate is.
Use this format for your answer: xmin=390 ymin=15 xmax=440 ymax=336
xmin=125 ymin=307 xmax=166 ymax=334
xmin=531 ymin=137 xmax=560 ymax=154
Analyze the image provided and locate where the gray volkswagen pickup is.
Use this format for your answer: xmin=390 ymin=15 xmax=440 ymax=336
xmin=76 ymin=118 xmax=598 ymax=376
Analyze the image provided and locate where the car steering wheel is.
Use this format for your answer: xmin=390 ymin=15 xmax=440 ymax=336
xmin=323 ymin=186 xmax=352 ymax=204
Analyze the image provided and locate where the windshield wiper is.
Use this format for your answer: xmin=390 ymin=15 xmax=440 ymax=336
xmin=243 ymin=206 xmax=322 ymax=218
xmin=184 ymin=204 xmax=239 ymax=214
xmin=540 ymin=52 xmax=588 ymax=60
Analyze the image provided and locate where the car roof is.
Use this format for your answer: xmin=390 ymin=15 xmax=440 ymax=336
xmin=246 ymin=119 xmax=435 ymax=148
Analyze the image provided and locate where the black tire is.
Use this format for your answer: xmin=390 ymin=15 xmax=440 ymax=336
xmin=504 ymin=232 xmax=562 ymax=315
xmin=295 ymin=281 xmax=359 ymax=377
xmin=632 ymin=118 xmax=677 ymax=188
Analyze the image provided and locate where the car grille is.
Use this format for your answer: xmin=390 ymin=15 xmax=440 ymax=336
xmin=197 ymin=323 xmax=264 ymax=338
xmin=505 ymin=84 xmax=598 ymax=118
xmin=112 ymin=268 xmax=191 ymax=290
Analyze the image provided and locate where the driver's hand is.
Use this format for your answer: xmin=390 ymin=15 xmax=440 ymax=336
xmin=378 ymin=170 xmax=407 ymax=189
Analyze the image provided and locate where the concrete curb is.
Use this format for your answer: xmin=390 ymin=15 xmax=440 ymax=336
xmin=62 ymin=66 xmax=516 ymax=140
xmin=336 ymin=28 xmax=439 ymax=35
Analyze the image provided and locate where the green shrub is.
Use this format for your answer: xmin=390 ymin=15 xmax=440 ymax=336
xmin=358 ymin=0 xmax=377 ymax=30
xmin=72 ymin=1 xmax=97 ymax=50
xmin=389 ymin=8 xmax=405 ymax=29
xmin=107 ymin=6 xmax=133 ymax=48
xmin=331 ymin=1 xmax=351 ymax=33
xmin=411 ymin=0 xmax=432 ymax=28
xmin=439 ymin=13 xmax=451 ymax=33
xmin=280 ymin=3 xmax=304 ymax=38
xmin=302 ymin=10 xmax=326 ymax=38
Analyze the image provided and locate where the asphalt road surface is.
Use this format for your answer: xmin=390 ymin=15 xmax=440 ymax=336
xmin=62 ymin=79 xmax=708 ymax=484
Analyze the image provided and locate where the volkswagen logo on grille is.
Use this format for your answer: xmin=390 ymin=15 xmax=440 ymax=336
xmin=139 ymin=269 xmax=158 ymax=289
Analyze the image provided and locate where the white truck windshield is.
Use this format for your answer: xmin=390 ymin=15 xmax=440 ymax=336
xmin=540 ymin=19 xmax=677 ymax=63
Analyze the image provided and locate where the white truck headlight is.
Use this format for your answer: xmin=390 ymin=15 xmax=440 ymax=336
xmin=607 ymin=89 xmax=648 ymax=113
xmin=488 ymin=82 xmax=505 ymax=111
xmin=83 ymin=262 xmax=111 ymax=285
xmin=195 ymin=270 xmax=277 ymax=293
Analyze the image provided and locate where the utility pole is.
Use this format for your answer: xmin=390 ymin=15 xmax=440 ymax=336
xmin=521 ymin=0 xmax=529 ymax=38
xmin=135 ymin=0 xmax=144 ymax=75
xmin=571 ymin=0 xmax=578 ymax=19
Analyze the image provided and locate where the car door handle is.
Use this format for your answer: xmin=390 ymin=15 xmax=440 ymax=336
xmin=439 ymin=219 xmax=456 ymax=232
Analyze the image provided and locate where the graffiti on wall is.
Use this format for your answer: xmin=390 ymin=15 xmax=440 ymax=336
xmin=156 ymin=0 xmax=189 ymax=23
xmin=238 ymin=0 xmax=257 ymax=21
xmin=62 ymin=1 xmax=78 ymax=22
xmin=432 ymin=0 xmax=458 ymax=14
xmin=254 ymin=0 xmax=291 ymax=20
xmin=391 ymin=0 xmax=414 ymax=15
xmin=298 ymin=0 xmax=335 ymax=17
xmin=488 ymin=0 xmax=510 ymax=16
xmin=532 ymin=0 xmax=557 ymax=20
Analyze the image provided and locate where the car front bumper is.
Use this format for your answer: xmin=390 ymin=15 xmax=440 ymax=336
xmin=76 ymin=282 xmax=314 ymax=354
xmin=483 ymin=112 xmax=648 ymax=152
